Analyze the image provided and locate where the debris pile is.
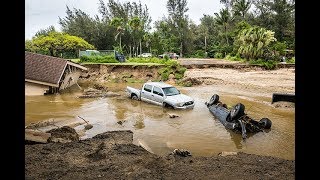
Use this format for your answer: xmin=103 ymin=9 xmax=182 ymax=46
xmin=171 ymin=149 xmax=192 ymax=157
xmin=78 ymin=87 xmax=120 ymax=98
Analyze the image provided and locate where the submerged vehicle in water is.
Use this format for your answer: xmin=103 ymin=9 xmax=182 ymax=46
xmin=205 ymin=94 xmax=272 ymax=139
xmin=126 ymin=82 xmax=194 ymax=109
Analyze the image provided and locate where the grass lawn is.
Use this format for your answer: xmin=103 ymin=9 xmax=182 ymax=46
xmin=68 ymin=59 xmax=80 ymax=63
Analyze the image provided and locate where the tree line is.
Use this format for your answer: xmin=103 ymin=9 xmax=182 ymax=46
xmin=26 ymin=0 xmax=295 ymax=61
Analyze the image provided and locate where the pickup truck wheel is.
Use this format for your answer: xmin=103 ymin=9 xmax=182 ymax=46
xmin=131 ymin=94 xmax=139 ymax=100
xmin=208 ymin=94 xmax=219 ymax=106
xmin=259 ymin=118 xmax=272 ymax=129
xmin=230 ymin=103 xmax=245 ymax=120
xmin=163 ymin=103 xmax=174 ymax=109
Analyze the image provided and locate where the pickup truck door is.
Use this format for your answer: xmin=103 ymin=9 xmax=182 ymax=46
xmin=151 ymin=86 xmax=165 ymax=106
xmin=140 ymin=84 xmax=153 ymax=103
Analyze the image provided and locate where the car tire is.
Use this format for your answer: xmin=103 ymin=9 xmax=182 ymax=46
xmin=259 ymin=118 xmax=272 ymax=129
xmin=230 ymin=103 xmax=245 ymax=120
xmin=163 ymin=102 xmax=174 ymax=109
xmin=131 ymin=94 xmax=139 ymax=100
xmin=208 ymin=94 xmax=219 ymax=106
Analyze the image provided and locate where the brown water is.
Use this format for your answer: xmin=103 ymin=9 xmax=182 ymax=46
xmin=25 ymin=83 xmax=295 ymax=160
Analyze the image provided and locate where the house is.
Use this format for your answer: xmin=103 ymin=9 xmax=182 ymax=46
xmin=25 ymin=52 xmax=88 ymax=95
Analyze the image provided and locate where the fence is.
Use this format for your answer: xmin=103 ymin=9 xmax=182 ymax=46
xmin=79 ymin=50 xmax=116 ymax=57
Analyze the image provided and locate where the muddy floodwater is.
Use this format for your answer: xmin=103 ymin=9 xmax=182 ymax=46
xmin=25 ymin=82 xmax=294 ymax=160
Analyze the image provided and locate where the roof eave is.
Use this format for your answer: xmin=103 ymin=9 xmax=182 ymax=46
xmin=25 ymin=79 xmax=59 ymax=87
xmin=67 ymin=61 xmax=88 ymax=71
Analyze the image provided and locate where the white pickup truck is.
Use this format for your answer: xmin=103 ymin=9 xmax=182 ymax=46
xmin=126 ymin=82 xmax=195 ymax=109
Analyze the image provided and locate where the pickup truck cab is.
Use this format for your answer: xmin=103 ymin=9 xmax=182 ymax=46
xmin=126 ymin=82 xmax=194 ymax=109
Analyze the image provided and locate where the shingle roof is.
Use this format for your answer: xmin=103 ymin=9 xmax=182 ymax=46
xmin=25 ymin=52 xmax=67 ymax=86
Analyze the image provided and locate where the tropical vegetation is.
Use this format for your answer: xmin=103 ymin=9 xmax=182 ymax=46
xmin=25 ymin=0 xmax=295 ymax=63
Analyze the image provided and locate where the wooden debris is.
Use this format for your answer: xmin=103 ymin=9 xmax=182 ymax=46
xmin=78 ymin=116 xmax=93 ymax=130
xmin=171 ymin=149 xmax=192 ymax=157
xmin=168 ymin=113 xmax=180 ymax=118
xmin=78 ymin=87 xmax=119 ymax=98
xmin=218 ymin=151 xmax=238 ymax=157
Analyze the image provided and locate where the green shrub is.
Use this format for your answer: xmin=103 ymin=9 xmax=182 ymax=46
xmin=287 ymin=57 xmax=295 ymax=63
xmin=224 ymin=54 xmax=243 ymax=61
xmin=158 ymin=67 xmax=171 ymax=81
xmin=157 ymin=60 xmax=186 ymax=81
xmin=174 ymin=73 xmax=184 ymax=80
xmin=80 ymin=55 xmax=119 ymax=63
xmin=164 ymin=55 xmax=170 ymax=61
xmin=180 ymin=81 xmax=193 ymax=87
xmin=191 ymin=50 xmax=206 ymax=58
xmin=249 ymin=59 xmax=277 ymax=70
xmin=127 ymin=57 xmax=166 ymax=64
xmin=214 ymin=52 xmax=223 ymax=59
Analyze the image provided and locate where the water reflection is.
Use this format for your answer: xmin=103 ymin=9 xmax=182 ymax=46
xmin=133 ymin=114 xmax=145 ymax=129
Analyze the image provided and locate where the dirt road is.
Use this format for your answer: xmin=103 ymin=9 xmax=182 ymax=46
xmin=184 ymin=67 xmax=295 ymax=98
xmin=178 ymin=58 xmax=241 ymax=65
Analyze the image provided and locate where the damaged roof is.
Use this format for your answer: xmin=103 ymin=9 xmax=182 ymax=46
xmin=25 ymin=52 xmax=87 ymax=87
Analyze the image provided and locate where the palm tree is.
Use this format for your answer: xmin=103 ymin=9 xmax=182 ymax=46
xmin=233 ymin=0 xmax=252 ymax=19
xmin=128 ymin=17 xmax=142 ymax=56
xmin=110 ymin=17 xmax=125 ymax=52
xmin=214 ymin=8 xmax=233 ymax=46
xmin=143 ymin=33 xmax=152 ymax=53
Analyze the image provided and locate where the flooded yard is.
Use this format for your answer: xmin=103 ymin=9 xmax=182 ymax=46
xmin=25 ymin=81 xmax=294 ymax=160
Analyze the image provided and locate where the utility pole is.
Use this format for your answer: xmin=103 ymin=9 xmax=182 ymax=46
xmin=205 ymin=36 xmax=207 ymax=57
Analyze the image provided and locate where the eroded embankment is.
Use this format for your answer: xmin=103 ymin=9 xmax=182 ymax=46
xmin=25 ymin=130 xmax=294 ymax=179
xmin=80 ymin=64 xmax=164 ymax=83
xmin=79 ymin=63 xmax=295 ymax=86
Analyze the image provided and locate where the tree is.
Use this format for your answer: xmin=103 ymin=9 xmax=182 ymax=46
xmin=233 ymin=0 xmax=252 ymax=19
xmin=110 ymin=17 xmax=125 ymax=51
xmin=35 ymin=26 xmax=56 ymax=37
xmin=220 ymin=0 xmax=235 ymax=10
xmin=214 ymin=8 xmax=233 ymax=46
xmin=128 ymin=16 xmax=142 ymax=56
xmin=166 ymin=0 xmax=190 ymax=57
xmin=270 ymin=0 xmax=295 ymax=42
xmin=236 ymin=26 xmax=276 ymax=60
xmin=197 ymin=15 xmax=216 ymax=53
xmin=252 ymin=0 xmax=294 ymax=48
xmin=28 ymin=32 xmax=94 ymax=57
xmin=143 ymin=33 xmax=152 ymax=53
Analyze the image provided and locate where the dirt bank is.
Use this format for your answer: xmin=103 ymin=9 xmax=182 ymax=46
xmin=25 ymin=130 xmax=294 ymax=179
xmin=80 ymin=64 xmax=164 ymax=83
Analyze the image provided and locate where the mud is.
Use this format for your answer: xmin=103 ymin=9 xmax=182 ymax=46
xmin=47 ymin=126 xmax=80 ymax=143
xmin=25 ymin=130 xmax=294 ymax=179
xmin=25 ymin=63 xmax=295 ymax=178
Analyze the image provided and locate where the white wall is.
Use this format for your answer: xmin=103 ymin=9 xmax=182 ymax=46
xmin=25 ymin=82 xmax=49 ymax=96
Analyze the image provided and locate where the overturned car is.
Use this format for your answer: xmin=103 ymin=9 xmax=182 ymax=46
xmin=205 ymin=94 xmax=272 ymax=139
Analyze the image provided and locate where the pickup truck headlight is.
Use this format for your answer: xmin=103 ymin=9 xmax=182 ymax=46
xmin=177 ymin=102 xmax=184 ymax=107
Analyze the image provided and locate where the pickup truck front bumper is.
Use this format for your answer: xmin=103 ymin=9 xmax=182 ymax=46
xmin=174 ymin=104 xmax=195 ymax=109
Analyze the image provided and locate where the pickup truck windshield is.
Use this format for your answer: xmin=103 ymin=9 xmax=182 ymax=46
xmin=162 ymin=87 xmax=180 ymax=96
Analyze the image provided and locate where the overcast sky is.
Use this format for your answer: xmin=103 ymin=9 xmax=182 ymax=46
xmin=25 ymin=0 xmax=223 ymax=40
